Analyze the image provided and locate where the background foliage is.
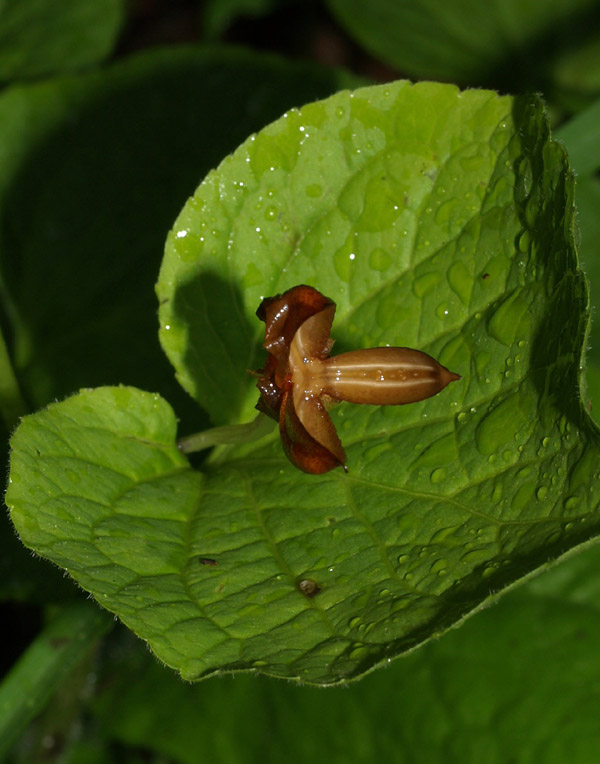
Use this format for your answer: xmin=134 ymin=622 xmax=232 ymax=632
xmin=2 ymin=0 xmax=600 ymax=761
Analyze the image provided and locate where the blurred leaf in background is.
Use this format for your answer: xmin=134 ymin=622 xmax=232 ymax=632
xmin=325 ymin=0 xmax=600 ymax=110
xmin=202 ymin=0 xmax=291 ymax=40
xmin=556 ymin=97 xmax=600 ymax=410
xmin=0 ymin=0 xmax=125 ymax=83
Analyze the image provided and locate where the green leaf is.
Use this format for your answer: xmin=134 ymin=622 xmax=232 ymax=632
xmin=9 ymin=81 xmax=600 ymax=685
xmin=0 ymin=0 xmax=125 ymax=83
xmin=95 ymin=546 xmax=600 ymax=764
xmin=325 ymin=0 xmax=599 ymax=86
xmin=0 ymin=46 xmax=358 ymax=421
xmin=570 ymin=173 xmax=600 ymax=416
xmin=551 ymin=28 xmax=600 ymax=113
xmin=203 ymin=0 xmax=289 ymax=40
xmin=555 ymin=107 xmax=600 ymax=415
xmin=0 ymin=320 xmax=74 ymax=604
xmin=0 ymin=601 xmax=111 ymax=761
xmin=555 ymin=95 xmax=600 ymax=175
xmin=0 ymin=321 xmax=26 ymax=431
xmin=0 ymin=511 xmax=77 ymax=604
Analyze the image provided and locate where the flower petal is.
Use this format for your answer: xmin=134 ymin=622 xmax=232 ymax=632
xmin=280 ymin=387 xmax=346 ymax=474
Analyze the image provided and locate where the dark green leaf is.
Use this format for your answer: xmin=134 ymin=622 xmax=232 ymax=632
xmin=325 ymin=0 xmax=600 ymax=88
xmin=568 ymin=174 xmax=600 ymax=414
xmin=0 ymin=601 xmax=111 ymax=760
xmin=203 ymin=0 xmax=289 ymax=40
xmin=551 ymin=28 xmax=600 ymax=113
xmin=0 ymin=0 xmax=125 ymax=83
xmin=555 ymin=106 xmax=600 ymax=414
xmin=555 ymin=95 xmax=600 ymax=175
xmin=0 ymin=321 xmax=26 ymax=431
xmin=0 ymin=510 xmax=77 ymax=604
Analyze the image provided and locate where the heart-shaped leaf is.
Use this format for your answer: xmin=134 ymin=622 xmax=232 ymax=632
xmin=8 ymin=81 xmax=600 ymax=685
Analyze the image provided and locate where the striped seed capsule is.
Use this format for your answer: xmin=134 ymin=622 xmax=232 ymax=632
xmin=255 ymin=285 xmax=460 ymax=475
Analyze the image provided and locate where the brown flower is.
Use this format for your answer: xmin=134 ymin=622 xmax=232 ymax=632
xmin=255 ymin=285 xmax=460 ymax=474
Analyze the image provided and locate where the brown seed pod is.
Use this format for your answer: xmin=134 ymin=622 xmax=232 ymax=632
xmin=254 ymin=285 xmax=460 ymax=474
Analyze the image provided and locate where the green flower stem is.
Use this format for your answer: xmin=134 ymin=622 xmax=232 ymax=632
xmin=0 ymin=601 xmax=112 ymax=760
xmin=0 ymin=328 xmax=27 ymax=432
xmin=177 ymin=413 xmax=274 ymax=454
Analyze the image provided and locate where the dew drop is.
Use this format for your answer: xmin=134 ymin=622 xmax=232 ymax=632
xmin=434 ymin=198 xmax=459 ymax=225
xmin=430 ymin=468 xmax=446 ymax=484
xmin=305 ymin=183 xmax=322 ymax=198
xmin=430 ymin=558 xmax=447 ymax=575
xmin=333 ymin=247 xmax=356 ymax=282
xmin=475 ymin=351 xmax=491 ymax=379
xmin=482 ymin=565 xmax=497 ymax=579
xmin=447 ymin=260 xmax=472 ymax=305
xmin=412 ymin=271 xmax=441 ymax=299
xmin=349 ymin=644 xmax=370 ymax=661
xmin=435 ymin=301 xmax=449 ymax=320
xmin=516 ymin=230 xmax=531 ymax=253
xmin=369 ymin=247 xmax=392 ymax=272
xmin=564 ymin=495 xmax=581 ymax=511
